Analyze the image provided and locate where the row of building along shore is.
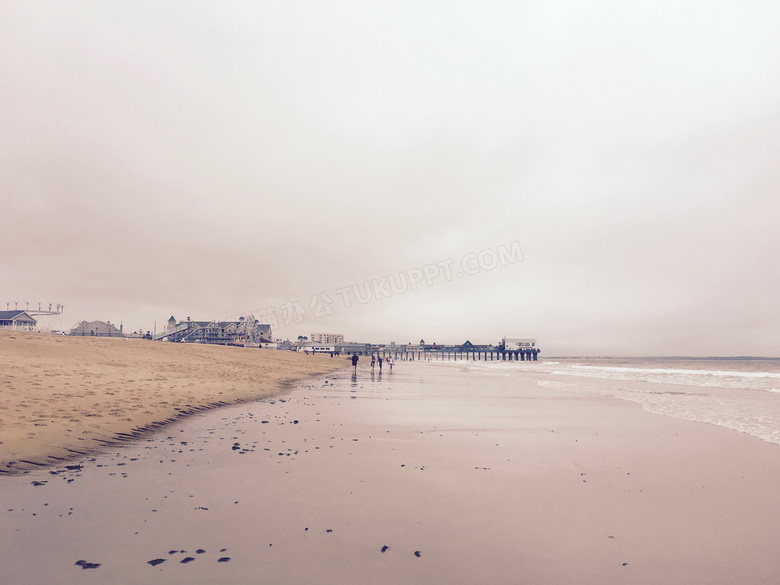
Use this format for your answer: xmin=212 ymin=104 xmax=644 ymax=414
xmin=0 ymin=310 xmax=539 ymax=359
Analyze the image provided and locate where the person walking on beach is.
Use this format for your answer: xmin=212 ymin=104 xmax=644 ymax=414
xmin=378 ymin=356 xmax=383 ymax=372
xmin=388 ymin=355 xmax=394 ymax=371
xmin=371 ymin=355 xmax=376 ymax=371
xmin=351 ymin=353 xmax=359 ymax=374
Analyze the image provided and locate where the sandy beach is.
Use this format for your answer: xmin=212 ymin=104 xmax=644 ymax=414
xmin=2 ymin=355 xmax=779 ymax=584
xmin=0 ymin=330 xmax=345 ymax=473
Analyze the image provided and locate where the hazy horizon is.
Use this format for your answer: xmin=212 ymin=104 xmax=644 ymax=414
xmin=2 ymin=1 xmax=778 ymax=357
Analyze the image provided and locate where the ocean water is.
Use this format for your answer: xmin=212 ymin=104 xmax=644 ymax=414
xmin=453 ymin=357 xmax=780 ymax=446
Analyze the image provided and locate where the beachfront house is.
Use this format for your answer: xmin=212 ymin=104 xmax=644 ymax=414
xmin=0 ymin=310 xmax=37 ymax=331
xmin=68 ymin=320 xmax=124 ymax=337
xmin=156 ymin=315 xmax=272 ymax=345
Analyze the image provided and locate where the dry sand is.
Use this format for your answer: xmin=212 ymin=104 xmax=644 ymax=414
xmin=0 ymin=329 xmax=345 ymax=473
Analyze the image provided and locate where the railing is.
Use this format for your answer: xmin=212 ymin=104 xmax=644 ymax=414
xmin=152 ymin=322 xmax=191 ymax=341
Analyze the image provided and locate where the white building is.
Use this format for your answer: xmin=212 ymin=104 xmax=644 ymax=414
xmin=502 ymin=337 xmax=537 ymax=350
xmin=311 ymin=332 xmax=344 ymax=345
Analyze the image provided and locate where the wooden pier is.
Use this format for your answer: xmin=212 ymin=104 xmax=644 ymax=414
xmin=357 ymin=348 xmax=540 ymax=362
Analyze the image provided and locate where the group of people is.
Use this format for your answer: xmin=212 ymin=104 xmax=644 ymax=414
xmin=350 ymin=353 xmax=394 ymax=374
xmin=370 ymin=354 xmax=393 ymax=372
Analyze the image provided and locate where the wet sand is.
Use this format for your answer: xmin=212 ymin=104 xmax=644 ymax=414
xmin=0 ymin=330 xmax=345 ymax=472
xmin=2 ymin=360 xmax=779 ymax=584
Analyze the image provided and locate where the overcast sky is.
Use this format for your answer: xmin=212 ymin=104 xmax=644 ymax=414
xmin=2 ymin=1 xmax=778 ymax=356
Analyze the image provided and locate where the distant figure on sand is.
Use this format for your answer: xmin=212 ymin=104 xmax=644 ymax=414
xmin=378 ymin=356 xmax=383 ymax=372
xmin=351 ymin=353 xmax=359 ymax=374
xmin=371 ymin=355 xmax=376 ymax=371
xmin=388 ymin=356 xmax=394 ymax=371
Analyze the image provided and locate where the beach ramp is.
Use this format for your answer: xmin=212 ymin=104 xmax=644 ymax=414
xmin=152 ymin=323 xmax=190 ymax=341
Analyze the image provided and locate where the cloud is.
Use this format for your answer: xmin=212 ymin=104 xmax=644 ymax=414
xmin=1 ymin=1 xmax=779 ymax=354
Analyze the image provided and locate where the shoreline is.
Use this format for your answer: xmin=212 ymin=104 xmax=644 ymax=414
xmin=0 ymin=330 xmax=346 ymax=474
xmin=2 ymin=360 xmax=779 ymax=584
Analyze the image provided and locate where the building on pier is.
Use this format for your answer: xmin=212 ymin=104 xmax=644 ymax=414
xmin=461 ymin=340 xmax=495 ymax=351
xmin=500 ymin=337 xmax=537 ymax=350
